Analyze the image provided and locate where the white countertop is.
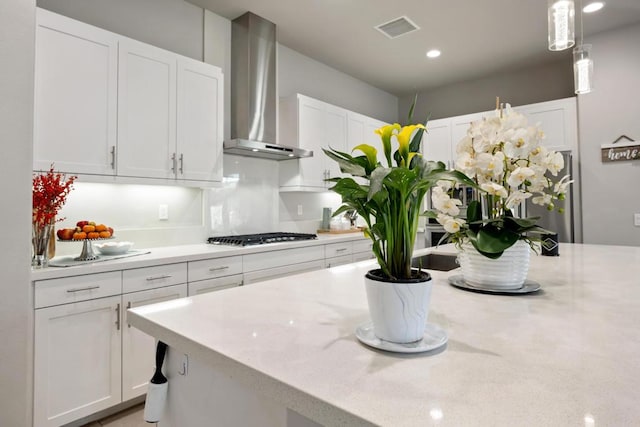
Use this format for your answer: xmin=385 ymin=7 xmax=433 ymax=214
xmin=31 ymin=232 xmax=366 ymax=281
xmin=128 ymin=243 xmax=640 ymax=426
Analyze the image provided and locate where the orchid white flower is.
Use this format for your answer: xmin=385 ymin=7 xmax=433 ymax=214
xmin=431 ymin=188 xmax=462 ymax=216
xmin=480 ymin=182 xmax=508 ymax=198
xmin=531 ymin=193 xmax=553 ymax=206
xmin=436 ymin=213 xmax=466 ymax=234
xmin=505 ymin=190 xmax=532 ymax=210
xmin=455 ymin=151 xmax=476 ymax=175
xmin=546 ymin=151 xmax=565 ymax=176
xmin=436 ymin=180 xmax=454 ymax=192
xmin=507 ymin=166 xmax=535 ymax=188
xmin=554 ymin=175 xmax=573 ymax=194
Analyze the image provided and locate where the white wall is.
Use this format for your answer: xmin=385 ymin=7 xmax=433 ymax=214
xmin=37 ymin=0 xmax=203 ymax=60
xmin=0 ymin=0 xmax=35 ymax=425
xmin=577 ymin=23 xmax=640 ymax=246
xmin=278 ymin=45 xmax=398 ymax=123
xmin=399 ymin=58 xmax=574 ymax=121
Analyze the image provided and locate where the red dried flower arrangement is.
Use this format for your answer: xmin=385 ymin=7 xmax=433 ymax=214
xmin=32 ymin=166 xmax=77 ymax=228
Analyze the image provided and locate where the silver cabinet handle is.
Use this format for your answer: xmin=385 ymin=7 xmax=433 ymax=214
xmin=66 ymin=285 xmax=100 ymax=293
xmin=115 ymin=303 xmax=120 ymax=331
xmin=208 ymin=266 xmax=229 ymax=272
xmin=110 ymin=146 xmax=116 ymax=170
xmin=336 ymin=248 xmax=348 ymax=252
xmin=145 ymin=274 xmax=173 ymax=281
xmin=171 ymin=153 xmax=177 ymax=174
xmin=179 ymin=153 xmax=184 ymax=174
xmin=126 ymin=301 xmax=131 ymax=328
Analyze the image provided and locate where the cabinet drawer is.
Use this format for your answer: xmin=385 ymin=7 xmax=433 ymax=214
xmin=188 ymin=274 xmax=243 ymax=296
xmin=188 ymin=256 xmax=242 ymax=282
xmin=243 ymin=260 xmax=325 ymax=285
xmin=35 ymin=271 xmax=121 ymax=309
xmin=243 ymin=246 xmax=324 ymax=272
xmin=325 ymin=242 xmax=353 ymax=258
xmin=353 ymin=239 xmax=373 ymax=254
xmin=325 ymin=255 xmax=353 ymax=268
xmin=353 ymin=251 xmax=376 ymax=262
xmin=122 ymin=263 xmax=187 ymax=294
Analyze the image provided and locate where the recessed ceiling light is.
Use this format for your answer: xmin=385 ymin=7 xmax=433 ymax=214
xmin=426 ymin=49 xmax=441 ymax=58
xmin=583 ymin=2 xmax=605 ymax=13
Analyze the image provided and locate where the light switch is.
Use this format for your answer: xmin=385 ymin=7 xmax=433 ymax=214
xmin=159 ymin=204 xmax=169 ymax=220
xmin=634 ymin=213 xmax=640 ymax=227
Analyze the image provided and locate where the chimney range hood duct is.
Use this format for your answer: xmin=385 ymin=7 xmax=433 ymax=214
xmin=224 ymin=12 xmax=312 ymax=160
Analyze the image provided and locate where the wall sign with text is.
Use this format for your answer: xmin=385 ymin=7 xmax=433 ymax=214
xmin=601 ymin=135 xmax=639 ymax=163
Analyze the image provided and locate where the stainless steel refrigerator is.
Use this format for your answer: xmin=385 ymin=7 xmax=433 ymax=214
xmin=524 ymin=151 xmax=575 ymax=243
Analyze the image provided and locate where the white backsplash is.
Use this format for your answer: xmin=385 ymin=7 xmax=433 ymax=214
xmin=53 ymin=154 xmax=351 ymax=256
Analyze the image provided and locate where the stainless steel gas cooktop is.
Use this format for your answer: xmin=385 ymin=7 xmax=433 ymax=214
xmin=207 ymin=232 xmax=317 ymax=247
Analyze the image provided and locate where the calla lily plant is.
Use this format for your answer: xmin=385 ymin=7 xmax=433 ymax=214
xmin=324 ymin=119 xmax=475 ymax=281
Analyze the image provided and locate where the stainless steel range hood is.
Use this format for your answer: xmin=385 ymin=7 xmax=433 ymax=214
xmin=224 ymin=12 xmax=312 ymax=160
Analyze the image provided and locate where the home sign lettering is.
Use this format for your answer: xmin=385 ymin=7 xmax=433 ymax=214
xmin=601 ymin=142 xmax=640 ymax=163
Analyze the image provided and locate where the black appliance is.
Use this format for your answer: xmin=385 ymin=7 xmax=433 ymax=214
xmin=207 ymin=232 xmax=317 ymax=247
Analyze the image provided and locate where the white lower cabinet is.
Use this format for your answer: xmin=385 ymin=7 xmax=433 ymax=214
xmin=121 ymin=284 xmax=187 ymax=401
xmin=34 ymin=267 xmax=188 ymax=427
xmin=34 ymin=295 xmax=122 ymax=427
xmin=188 ymin=274 xmax=243 ymax=296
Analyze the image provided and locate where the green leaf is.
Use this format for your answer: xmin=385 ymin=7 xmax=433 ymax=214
xmin=323 ymin=148 xmax=367 ymax=177
xmin=467 ymin=200 xmax=482 ymax=224
xmin=475 ymin=225 xmax=520 ymax=254
xmin=368 ymin=167 xmax=392 ymax=200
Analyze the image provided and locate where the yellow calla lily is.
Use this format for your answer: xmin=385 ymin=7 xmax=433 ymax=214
xmin=396 ymin=124 xmax=425 ymax=165
xmin=375 ymin=123 xmax=401 ymax=167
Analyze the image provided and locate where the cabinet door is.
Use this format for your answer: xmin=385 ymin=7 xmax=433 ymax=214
xmin=297 ymin=95 xmax=328 ymax=188
xmin=33 ymin=8 xmax=118 ymax=176
xmin=117 ymin=38 xmax=176 ymax=179
xmin=324 ymin=104 xmax=348 ymax=179
xmin=177 ymin=59 xmax=224 ymax=182
xmin=188 ymin=274 xmax=243 ymax=296
xmin=34 ymin=296 xmax=122 ymax=427
xmin=422 ymin=118 xmax=453 ymax=167
xmin=514 ymin=98 xmax=577 ymax=152
xmin=122 ymin=284 xmax=187 ymax=401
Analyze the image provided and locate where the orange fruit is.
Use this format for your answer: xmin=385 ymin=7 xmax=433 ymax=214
xmin=87 ymin=231 xmax=100 ymax=239
xmin=95 ymin=224 xmax=107 ymax=232
xmin=82 ymin=225 xmax=96 ymax=233
xmin=99 ymin=231 xmax=111 ymax=238
xmin=73 ymin=232 xmax=87 ymax=240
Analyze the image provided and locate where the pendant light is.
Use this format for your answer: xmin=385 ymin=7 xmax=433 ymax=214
xmin=548 ymin=0 xmax=575 ymax=51
xmin=573 ymin=0 xmax=594 ymax=93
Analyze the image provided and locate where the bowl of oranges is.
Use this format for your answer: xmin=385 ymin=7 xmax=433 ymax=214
xmin=57 ymin=221 xmax=114 ymax=241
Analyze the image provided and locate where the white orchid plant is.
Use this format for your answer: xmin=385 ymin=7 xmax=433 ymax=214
xmin=427 ymin=104 xmax=573 ymax=259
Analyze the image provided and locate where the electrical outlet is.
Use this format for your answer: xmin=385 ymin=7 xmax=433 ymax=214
xmin=159 ymin=204 xmax=169 ymax=220
xmin=297 ymin=204 xmax=303 ymax=216
xmin=634 ymin=213 xmax=640 ymax=227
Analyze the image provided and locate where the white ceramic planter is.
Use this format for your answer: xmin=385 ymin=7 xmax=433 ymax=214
xmin=457 ymin=240 xmax=531 ymax=289
xmin=364 ymin=270 xmax=432 ymax=343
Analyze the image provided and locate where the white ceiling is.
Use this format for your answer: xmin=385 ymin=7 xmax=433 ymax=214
xmin=188 ymin=0 xmax=640 ymax=96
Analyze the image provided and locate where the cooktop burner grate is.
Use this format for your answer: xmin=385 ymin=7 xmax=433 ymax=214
xmin=207 ymin=232 xmax=317 ymax=247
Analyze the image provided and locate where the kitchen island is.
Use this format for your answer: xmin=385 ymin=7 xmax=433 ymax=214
xmin=128 ymin=243 xmax=640 ymax=426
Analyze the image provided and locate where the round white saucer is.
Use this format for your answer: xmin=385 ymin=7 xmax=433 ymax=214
xmin=448 ymin=274 xmax=541 ymax=294
xmin=355 ymin=322 xmax=447 ymax=353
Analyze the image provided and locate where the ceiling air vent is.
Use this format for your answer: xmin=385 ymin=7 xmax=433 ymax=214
xmin=375 ymin=16 xmax=420 ymax=39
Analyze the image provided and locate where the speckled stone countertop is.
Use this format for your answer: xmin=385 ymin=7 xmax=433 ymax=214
xmin=128 ymin=243 xmax=640 ymax=426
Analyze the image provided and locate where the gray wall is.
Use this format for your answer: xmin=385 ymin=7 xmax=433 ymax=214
xmin=38 ymin=0 xmax=204 ymax=60
xmin=278 ymin=45 xmax=398 ymax=124
xmin=577 ymin=23 xmax=640 ymax=246
xmin=0 ymin=0 xmax=36 ymax=425
xmin=399 ymin=58 xmax=574 ymax=121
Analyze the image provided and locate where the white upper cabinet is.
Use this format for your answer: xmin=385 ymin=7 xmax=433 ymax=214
xmin=347 ymin=112 xmax=389 ymax=165
xmin=34 ymin=8 xmax=118 ymax=176
xmin=422 ymin=118 xmax=453 ymax=167
xmin=513 ymin=97 xmax=577 ymax=152
xmin=33 ymin=8 xmax=223 ymax=184
xmin=117 ymin=39 xmax=177 ymax=179
xmin=280 ymin=94 xmax=348 ymax=191
xmin=177 ymin=59 xmax=224 ymax=182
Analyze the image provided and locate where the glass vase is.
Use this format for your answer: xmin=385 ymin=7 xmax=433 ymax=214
xmin=32 ymin=222 xmax=54 ymax=268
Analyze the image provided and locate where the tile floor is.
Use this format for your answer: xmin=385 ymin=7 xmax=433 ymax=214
xmin=81 ymin=404 xmax=152 ymax=427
